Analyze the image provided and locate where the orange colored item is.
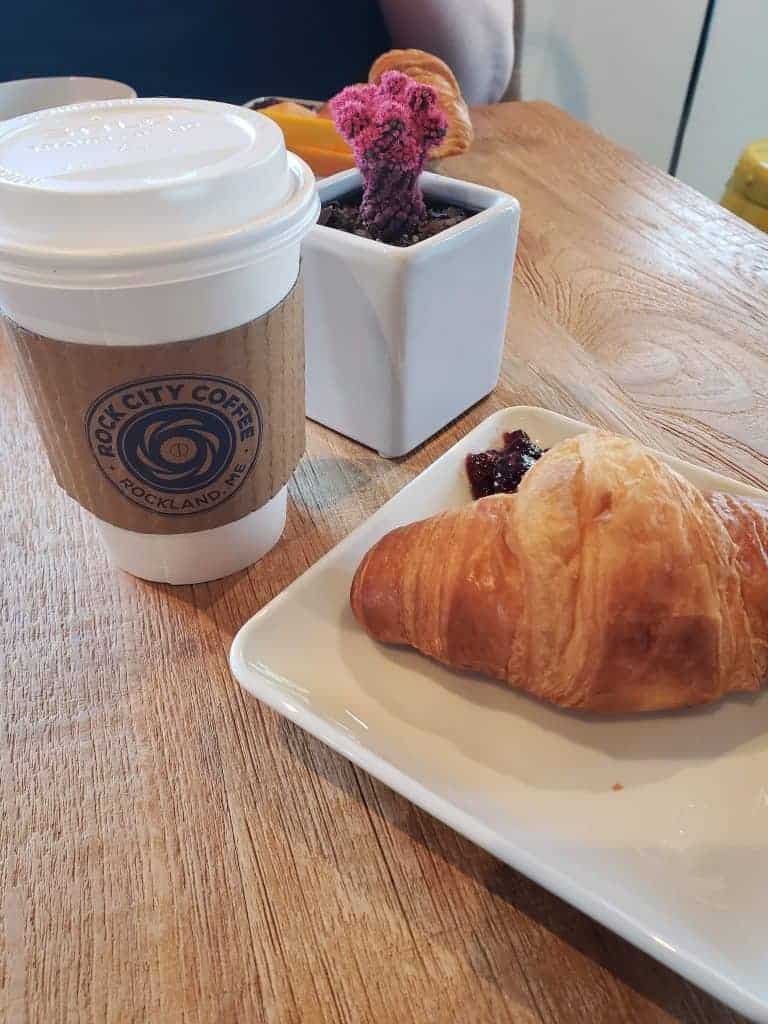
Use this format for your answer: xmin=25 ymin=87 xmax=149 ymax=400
xmin=258 ymin=104 xmax=354 ymax=177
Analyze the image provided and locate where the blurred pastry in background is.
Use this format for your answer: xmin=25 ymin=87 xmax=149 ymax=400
xmin=251 ymin=48 xmax=473 ymax=176
xmin=368 ymin=48 xmax=473 ymax=157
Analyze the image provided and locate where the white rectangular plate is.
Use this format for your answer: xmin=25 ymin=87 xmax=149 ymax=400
xmin=231 ymin=407 xmax=768 ymax=1021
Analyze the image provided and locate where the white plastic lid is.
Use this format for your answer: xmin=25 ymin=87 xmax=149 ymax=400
xmin=0 ymin=97 xmax=319 ymax=288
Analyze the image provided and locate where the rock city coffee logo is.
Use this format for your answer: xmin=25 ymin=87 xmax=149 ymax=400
xmin=85 ymin=374 xmax=262 ymax=516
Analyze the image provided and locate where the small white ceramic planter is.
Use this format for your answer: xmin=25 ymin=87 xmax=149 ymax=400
xmin=303 ymin=168 xmax=520 ymax=457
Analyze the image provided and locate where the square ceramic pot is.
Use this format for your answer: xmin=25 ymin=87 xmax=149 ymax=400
xmin=303 ymin=168 xmax=520 ymax=457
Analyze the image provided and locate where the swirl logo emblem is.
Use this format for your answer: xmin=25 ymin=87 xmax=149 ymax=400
xmin=86 ymin=374 xmax=262 ymax=516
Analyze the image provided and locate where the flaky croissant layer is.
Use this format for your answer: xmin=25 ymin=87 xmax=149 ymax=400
xmin=351 ymin=433 xmax=768 ymax=713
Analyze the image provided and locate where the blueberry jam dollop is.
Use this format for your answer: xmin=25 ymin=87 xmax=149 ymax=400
xmin=466 ymin=430 xmax=545 ymax=499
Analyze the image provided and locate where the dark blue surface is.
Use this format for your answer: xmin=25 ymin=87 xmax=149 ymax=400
xmin=1 ymin=0 xmax=391 ymax=104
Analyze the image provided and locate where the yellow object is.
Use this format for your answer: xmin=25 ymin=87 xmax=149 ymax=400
xmin=721 ymin=139 xmax=768 ymax=232
xmin=258 ymin=106 xmax=355 ymax=177
xmin=263 ymin=101 xmax=317 ymax=119
xmin=721 ymin=186 xmax=768 ymax=232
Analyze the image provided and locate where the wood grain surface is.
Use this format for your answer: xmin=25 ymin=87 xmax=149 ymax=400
xmin=3 ymin=102 xmax=767 ymax=1024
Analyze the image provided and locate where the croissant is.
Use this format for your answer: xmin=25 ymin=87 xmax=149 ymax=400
xmin=351 ymin=432 xmax=768 ymax=713
xmin=368 ymin=49 xmax=473 ymax=158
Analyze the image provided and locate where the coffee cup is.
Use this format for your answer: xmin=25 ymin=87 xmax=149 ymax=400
xmin=0 ymin=98 xmax=319 ymax=584
xmin=0 ymin=77 xmax=136 ymax=121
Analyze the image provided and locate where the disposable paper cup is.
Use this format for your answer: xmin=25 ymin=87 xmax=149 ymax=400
xmin=0 ymin=98 xmax=319 ymax=584
xmin=0 ymin=77 xmax=136 ymax=121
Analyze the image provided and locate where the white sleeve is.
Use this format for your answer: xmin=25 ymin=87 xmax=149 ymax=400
xmin=379 ymin=0 xmax=515 ymax=104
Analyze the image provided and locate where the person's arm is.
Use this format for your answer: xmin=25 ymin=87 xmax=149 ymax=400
xmin=379 ymin=0 xmax=515 ymax=104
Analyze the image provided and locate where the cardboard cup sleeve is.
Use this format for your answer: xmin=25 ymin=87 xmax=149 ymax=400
xmin=5 ymin=276 xmax=305 ymax=535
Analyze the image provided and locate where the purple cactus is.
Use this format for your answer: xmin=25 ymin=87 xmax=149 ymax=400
xmin=330 ymin=71 xmax=448 ymax=243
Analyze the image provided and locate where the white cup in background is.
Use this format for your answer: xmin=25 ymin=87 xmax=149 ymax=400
xmin=0 ymin=76 xmax=136 ymax=121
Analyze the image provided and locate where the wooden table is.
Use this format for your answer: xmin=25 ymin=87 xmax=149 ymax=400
xmin=4 ymin=102 xmax=767 ymax=1024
